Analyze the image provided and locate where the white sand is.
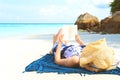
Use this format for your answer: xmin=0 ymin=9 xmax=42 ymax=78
xmin=0 ymin=39 xmax=120 ymax=80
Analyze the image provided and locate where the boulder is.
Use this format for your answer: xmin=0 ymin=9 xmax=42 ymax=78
xmin=74 ymin=12 xmax=100 ymax=32
xmin=100 ymin=11 xmax=120 ymax=34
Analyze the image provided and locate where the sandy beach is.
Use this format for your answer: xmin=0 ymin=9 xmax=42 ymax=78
xmin=0 ymin=38 xmax=120 ymax=80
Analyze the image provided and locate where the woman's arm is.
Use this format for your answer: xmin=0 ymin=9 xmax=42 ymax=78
xmin=75 ymin=34 xmax=84 ymax=45
xmin=54 ymin=41 xmax=62 ymax=62
xmin=54 ymin=35 xmax=79 ymax=67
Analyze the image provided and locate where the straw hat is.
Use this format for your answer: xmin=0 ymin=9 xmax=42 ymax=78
xmin=80 ymin=38 xmax=115 ymax=69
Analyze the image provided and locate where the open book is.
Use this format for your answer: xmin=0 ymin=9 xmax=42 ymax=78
xmin=62 ymin=25 xmax=78 ymax=41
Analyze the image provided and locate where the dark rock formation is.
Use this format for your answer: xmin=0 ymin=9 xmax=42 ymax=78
xmin=100 ymin=11 xmax=120 ymax=34
xmin=74 ymin=12 xmax=100 ymax=32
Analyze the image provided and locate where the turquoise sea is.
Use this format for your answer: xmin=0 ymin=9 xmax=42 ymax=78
xmin=0 ymin=23 xmax=66 ymax=38
xmin=0 ymin=23 xmax=120 ymax=49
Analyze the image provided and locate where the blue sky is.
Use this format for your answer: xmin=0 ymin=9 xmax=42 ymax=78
xmin=0 ymin=0 xmax=113 ymax=23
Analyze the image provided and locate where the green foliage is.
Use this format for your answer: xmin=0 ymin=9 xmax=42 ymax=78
xmin=109 ymin=0 xmax=120 ymax=13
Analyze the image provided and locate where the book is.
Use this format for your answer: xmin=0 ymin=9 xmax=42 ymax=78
xmin=62 ymin=25 xmax=78 ymax=41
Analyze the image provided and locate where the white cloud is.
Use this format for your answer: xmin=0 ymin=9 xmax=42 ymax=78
xmin=39 ymin=5 xmax=59 ymax=16
xmin=65 ymin=0 xmax=80 ymax=4
xmin=0 ymin=0 xmax=113 ymax=22
xmin=91 ymin=0 xmax=113 ymax=5
xmin=84 ymin=4 xmax=111 ymax=20
xmin=32 ymin=0 xmax=112 ymax=22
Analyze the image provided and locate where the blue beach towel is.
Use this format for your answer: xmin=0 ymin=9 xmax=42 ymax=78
xmin=24 ymin=54 xmax=120 ymax=75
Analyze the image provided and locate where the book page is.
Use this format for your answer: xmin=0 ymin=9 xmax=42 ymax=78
xmin=62 ymin=25 xmax=77 ymax=41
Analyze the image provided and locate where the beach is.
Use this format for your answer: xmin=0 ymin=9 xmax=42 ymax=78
xmin=0 ymin=0 xmax=120 ymax=79
xmin=0 ymin=37 xmax=120 ymax=80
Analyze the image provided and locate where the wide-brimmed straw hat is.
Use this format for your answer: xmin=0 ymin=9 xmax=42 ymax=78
xmin=81 ymin=38 xmax=114 ymax=69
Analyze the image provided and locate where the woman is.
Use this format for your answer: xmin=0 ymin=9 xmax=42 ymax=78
xmin=50 ymin=29 xmax=115 ymax=72
xmin=50 ymin=28 xmax=85 ymax=67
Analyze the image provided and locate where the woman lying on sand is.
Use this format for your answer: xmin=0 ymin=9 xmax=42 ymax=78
xmin=50 ymin=28 xmax=115 ymax=72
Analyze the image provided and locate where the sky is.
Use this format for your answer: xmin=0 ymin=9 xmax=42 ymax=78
xmin=0 ymin=0 xmax=113 ymax=23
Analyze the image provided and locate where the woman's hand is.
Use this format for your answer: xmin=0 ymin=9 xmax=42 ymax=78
xmin=75 ymin=34 xmax=84 ymax=45
xmin=75 ymin=34 xmax=81 ymax=42
xmin=58 ymin=34 xmax=64 ymax=44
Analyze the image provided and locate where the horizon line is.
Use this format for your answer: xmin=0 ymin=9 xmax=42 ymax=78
xmin=0 ymin=23 xmax=74 ymax=24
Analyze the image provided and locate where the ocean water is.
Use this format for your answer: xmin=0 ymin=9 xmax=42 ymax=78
xmin=0 ymin=23 xmax=67 ymax=38
xmin=0 ymin=23 xmax=120 ymax=49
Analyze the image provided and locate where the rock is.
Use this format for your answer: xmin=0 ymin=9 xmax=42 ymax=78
xmin=74 ymin=12 xmax=100 ymax=32
xmin=112 ymin=11 xmax=120 ymax=22
xmin=101 ymin=11 xmax=120 ymax=34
